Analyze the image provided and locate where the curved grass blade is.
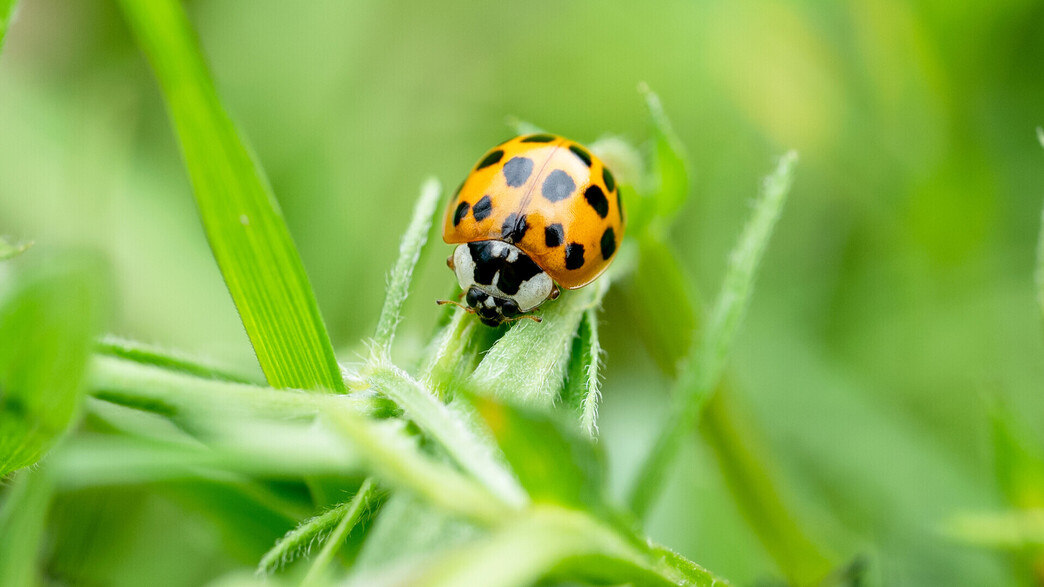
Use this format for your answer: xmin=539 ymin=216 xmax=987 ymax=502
xmin=299 ymin=478 xmax=379 ymax=586
xmin=97 ymin=335 xmax=261 ymax=384
xmin=117 ymin=0 xmax=342 ymax=392
xmin=561 ymin=309 xmax=603 ymax=438
xmin=628 ymin=151 xmax=797 ymax=519
xmin=639 ymin=83 xmax=692 ymax=222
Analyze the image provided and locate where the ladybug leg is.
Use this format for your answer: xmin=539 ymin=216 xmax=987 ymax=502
xmin=548 ymin=284 xmax=561 ymax=301
xmin=446 ymin=254 xmax=455 ymax=270
xmin=503 ymin=314 xmax=542 ymax=324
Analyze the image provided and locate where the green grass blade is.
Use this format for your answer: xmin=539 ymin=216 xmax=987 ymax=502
xmin=628 ymin=151 xmax=797 ymax=519
xmin=561 ymin=309 xmax=603 ymax=438
xmin=0 ymin=0 xmax=18 ymax=52
xmin=0 ymin=468 xmax=53 ymax=586
xmin=117 ymin=0 xmax=342 ymax=392
xmin=0 ymin=255 xmax=107 ymax=475
xmin=372 ymin=178 xmax=441 ymax=360
xmin=300 ymin=478 xmax=379 ymax=586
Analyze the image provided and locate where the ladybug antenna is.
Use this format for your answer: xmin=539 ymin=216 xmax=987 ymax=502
xmin=436 ymin=299 xmax=474 ymax=314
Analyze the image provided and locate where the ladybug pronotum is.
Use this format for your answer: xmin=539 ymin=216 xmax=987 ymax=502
xmin=441 ymin=133 xmax=625 ymax=326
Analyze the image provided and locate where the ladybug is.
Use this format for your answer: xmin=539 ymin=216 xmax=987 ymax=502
xmin=441 ymin=133 xmax=625 ymax=326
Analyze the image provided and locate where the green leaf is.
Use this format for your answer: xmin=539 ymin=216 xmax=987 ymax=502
xmin=561 ymin=309 xmax=604 ymax=438
xmin=0 ymin=237 xmax=30 ymax=261
xmin=299 ymin=478 xmax=380 ymax=586
xmin=470 ymin=393 xmax=605 ymax=510
xmin=618 ymin=234 xmax=700 ymax=377
xmin=628 ymin=151 xmax=797 ymax=519
xmin=0 ymin=254 xmax=107 ymax=475
xmin=0 ymin=468 xmax=53 ymax=586
xmin=639 ymin=83 xmax=692 ymax=221
xmin=117 ymin=0 xmax=342 ymax=392
xmin=0 ymin=0 xmax=18 ymax=52
xmin=372 ymin=178 xmax=442 ymax=361
xmin=471 ymin=279 xmax=608 ymax=407
xmin=97 ymin=335 xmax=261 ymax=384
xmin=259 ymin=483 xmax=382 ymax=575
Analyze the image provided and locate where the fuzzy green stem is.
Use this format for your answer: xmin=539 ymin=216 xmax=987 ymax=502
xmin=372 ymin=178 xmax=442 ymax=361
xmin=299 ymin=478 xmax=378 ymax=586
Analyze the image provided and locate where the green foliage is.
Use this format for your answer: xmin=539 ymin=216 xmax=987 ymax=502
xmin=0 ymin=468 xmax=52 ymax=586
xmin=0 ymin=0 xmax=17 ymax=53
xmin=117 ymin=0 xmax=342 ymax=392
xmin=640 ymin=83 xmax=693 ymax=223
xmin=0 ymin=254 xmax=107 ymax=475
xmin=0 ymin=237 xmax=30 ymax=261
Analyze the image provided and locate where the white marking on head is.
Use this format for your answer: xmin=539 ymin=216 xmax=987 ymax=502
xmin=451 ymin=242 xmax=554 ymax=313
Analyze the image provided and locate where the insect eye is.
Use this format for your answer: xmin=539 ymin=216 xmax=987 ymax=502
xmin=500 ymin=300 xmax=520 ymax=317
xmin=465 ymin=287 xmax=486 ymax=308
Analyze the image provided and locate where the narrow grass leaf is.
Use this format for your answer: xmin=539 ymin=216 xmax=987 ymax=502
xmin=0 ymin=254 xmax=107 ymax=475
xmin=639 ymin=83 xmax=692 ymax=221
xmin=117 ymin=0 xmax=342 ymax=391
xmin=628 ymin=152 xmax=797 ymax=519
xmin=299 ymin=478 xmax=379 ymax=586
xmin=0 ymin=468 xmax=53 ymax=586
xmin=0 ymin=0 xmax=18 ymax=52
xmin=97 ymin=335 xmax=261 ymax=384
xmin=373 ymin=178 xmax=441 ymax=360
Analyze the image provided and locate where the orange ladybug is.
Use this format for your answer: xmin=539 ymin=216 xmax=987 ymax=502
xmin=442 ymin=134 xmax=625 ymax=326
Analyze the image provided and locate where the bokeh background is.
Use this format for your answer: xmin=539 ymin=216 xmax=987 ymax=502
xmin=2 ymin=0 xmax=1044 ymax=584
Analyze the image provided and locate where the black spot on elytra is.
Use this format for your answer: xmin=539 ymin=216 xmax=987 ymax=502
xmin=501 ymin=213 xmax=528 ymax=243
xmin=472 ymin=195 xmax=493 ymax=221
xmin=602 ymin=166 xmax=616 ymax=192
xmin=568 ymin=144 xmax=592 ymax=167
xmin=584 ymin=185 xmax=609 ymax=218
xmin=600 ymin=227 xmax=616 ymax=260
xmin=541 ymin=170 xmax=575 ymax=202
xmin=476 ymin=150 xmax=504 ymax=170
xmin=453 ymin=201 xmax=470 ymax=226
xmin=544 ymin=223 xmax=564 ymax=248
xmin=496 ymin=254 xmax=542 ymax=295
xmin=503 ymin=156 xmax=534 ymax=187
xmin=565 ymin=243 xmax=585 ymax=270
xmin=521 ymin=134 xmax=556 ymax=143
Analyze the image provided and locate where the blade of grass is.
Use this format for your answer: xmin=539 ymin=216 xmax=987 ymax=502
xmin=299 ymin=478 xmax=379 ymax=586
xmin=0 ymin=468 xmax=52 ymax=586
xmin=628 ymin=151 xmax=797 ymax=519
xmin=0 ymin=0 xmax=18 ymax=52
xmin=117 ymin=0 xmax=342 ymax=392
xmin=560 ymin=309 xmax=603 ymax=438
xmin=372 ymin=178 xmax=441 ymax=361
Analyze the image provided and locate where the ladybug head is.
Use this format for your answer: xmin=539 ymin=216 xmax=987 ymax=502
xmin=445 ymin=241 xmax=557 ymax=327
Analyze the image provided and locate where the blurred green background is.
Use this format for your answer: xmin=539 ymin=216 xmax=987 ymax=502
xmin=2 ymin=0 xmax=1044 ymax=584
